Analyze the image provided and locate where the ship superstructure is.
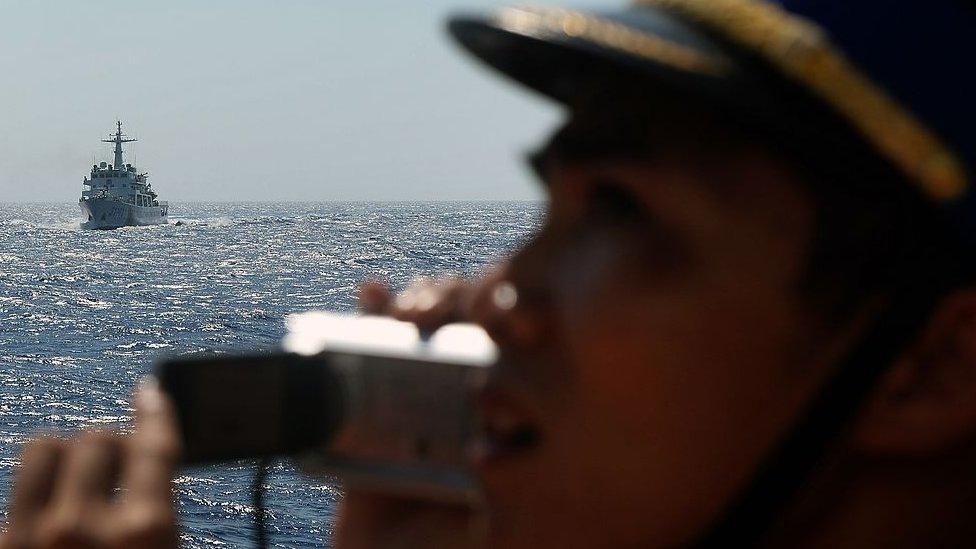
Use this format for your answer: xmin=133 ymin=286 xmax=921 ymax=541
xmin=80 ymin=121 xmax=168 ymax=230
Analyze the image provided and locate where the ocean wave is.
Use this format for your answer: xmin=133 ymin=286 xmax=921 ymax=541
xmin=0 ymin=201 xmax=541 ymax=548
xmin=170 ymin=216 xmax=235 ymax=228
xmin=37 ymin=220 xmax=82 ymax=231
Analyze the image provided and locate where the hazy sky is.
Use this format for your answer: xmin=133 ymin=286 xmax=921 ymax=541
xmin=0 ymin=1 xmax=615 ymax=203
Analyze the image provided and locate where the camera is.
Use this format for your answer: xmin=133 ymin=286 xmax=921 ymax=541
xmin=156 ymin=312 xmax=496 ymax=504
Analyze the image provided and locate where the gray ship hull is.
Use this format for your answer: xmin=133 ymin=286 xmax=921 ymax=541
xmin=80 ymin=198 xmax=168 ymax=230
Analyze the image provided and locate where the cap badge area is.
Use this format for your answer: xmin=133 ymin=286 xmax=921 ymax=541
xmin=494 ymin=5 xmax=729 ymax=76
xmin=636 ymin=0 xmax=968 ymax=201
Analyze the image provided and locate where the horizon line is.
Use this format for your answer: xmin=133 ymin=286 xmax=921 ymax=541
xmin=0 ymin=199 xmax=545 ymax=205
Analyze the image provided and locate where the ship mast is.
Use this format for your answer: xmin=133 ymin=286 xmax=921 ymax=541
xmin=102 ymin=120 xmax=136 ymax=170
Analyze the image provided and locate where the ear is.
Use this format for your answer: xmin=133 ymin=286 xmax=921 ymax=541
xmin=853 ymin=289 xmax=976 ymax=457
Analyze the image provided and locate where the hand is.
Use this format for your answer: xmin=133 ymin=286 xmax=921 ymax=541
xmin=0 ymin=381 xmax=181 ymax=549
xmin=358 ymin=275 xmax=471 ymax=333
xmin=336 ymin=275 xmax=494 ymax=549
xmin=359 ymin=269 xmax=510 ymax=335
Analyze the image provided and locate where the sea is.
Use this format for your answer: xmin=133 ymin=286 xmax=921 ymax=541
xmin=0 ymin=201 xmax=540 ymax=548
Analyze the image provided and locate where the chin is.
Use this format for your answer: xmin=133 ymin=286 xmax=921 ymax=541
xmin=482 ymin=473 xmax=678 ymax=549
xmin=486 ymin=515 xmax=618 ymax=549
xmin=486 ymin=513 xmax=563 ymax=549
xmin=482 ymin=485 xmax=602 ymax=549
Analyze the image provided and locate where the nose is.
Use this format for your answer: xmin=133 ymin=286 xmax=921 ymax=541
xmin=469 ymin=239 xmax=555 ymax=350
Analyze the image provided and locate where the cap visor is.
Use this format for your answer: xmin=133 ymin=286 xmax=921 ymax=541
xmin=448 ymin=5 xmax=741 ymax=107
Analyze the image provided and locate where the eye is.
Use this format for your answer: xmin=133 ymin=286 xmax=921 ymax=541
xmin=587 ymin=181 xmax=644 ymax=224
xmin=581 ymin=179 xmax=690 ymax=273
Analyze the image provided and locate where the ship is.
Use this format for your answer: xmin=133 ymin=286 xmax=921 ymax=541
xmin=80 ymin=121 xmax=168 ymax=230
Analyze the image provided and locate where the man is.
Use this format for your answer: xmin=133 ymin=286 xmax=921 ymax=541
xmin=3 ymin=0 xmax=975 ymax=547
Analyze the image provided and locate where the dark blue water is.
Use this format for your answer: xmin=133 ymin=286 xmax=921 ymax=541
xmin=0 ymin=202 xmax=539 ymax=547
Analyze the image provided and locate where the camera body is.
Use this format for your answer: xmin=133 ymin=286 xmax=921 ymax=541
xmin=157 ymin=312 xmax=495 ymax=504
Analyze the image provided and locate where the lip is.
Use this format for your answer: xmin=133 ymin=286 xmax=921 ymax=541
xmin=469 ymin=384 xmax=544 ymax=471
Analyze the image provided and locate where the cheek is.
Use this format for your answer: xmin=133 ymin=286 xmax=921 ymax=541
xmin=556 ymin=244 xmax=813 ymax=432
xmin=547 ymin=280 xmax=817 ymax=542
xmin=564 ymin=277 xmax=814 ymax=454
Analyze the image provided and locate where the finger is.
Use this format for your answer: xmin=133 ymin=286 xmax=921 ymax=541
xmin=389 ymin=277 xmax=430 ymax=319
xmin=358 ymin=279 xmax=393 ymax=315
xmin=9 ymin=436 xmax=64 ymax=525
xmin=122 ymin=379 xmax=182 ymax=505
xmin=466 ymin=267 xmax=510 ymax=322
xmin=413 ymin=278 xmax=466 ymax=333
xmin=391 ymin=276 xmax=466 ymax=329
xmin=51 ymin=431 xmax=122 ymax=509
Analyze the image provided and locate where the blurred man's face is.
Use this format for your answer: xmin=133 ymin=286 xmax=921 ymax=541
xmin=473 ymin=124 xmax=847 ymax=548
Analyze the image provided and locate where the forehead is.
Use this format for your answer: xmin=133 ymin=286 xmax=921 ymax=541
xmin=550 ymin=151 xmax=811 ymax=225
xmin=527 ymin=81 xmax=821 ymax=236
xmin=534 ymin=105 xmax=815 ymax=245
xmin=533 ymin=91 xmax=757 ymax=177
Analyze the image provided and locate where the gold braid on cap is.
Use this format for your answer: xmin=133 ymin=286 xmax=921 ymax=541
xmin=635 ymin=0 xmax=968 ymax=200
xmin=494 ymin=6 xmax=729 ymax=76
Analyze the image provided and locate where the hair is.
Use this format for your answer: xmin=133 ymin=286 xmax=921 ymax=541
xmin=771 ymin=119 xmax=968 ymax=319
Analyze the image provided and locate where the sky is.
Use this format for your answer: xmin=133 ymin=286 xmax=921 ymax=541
xmin=0 ymin=0 xmax=615 ymax=203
